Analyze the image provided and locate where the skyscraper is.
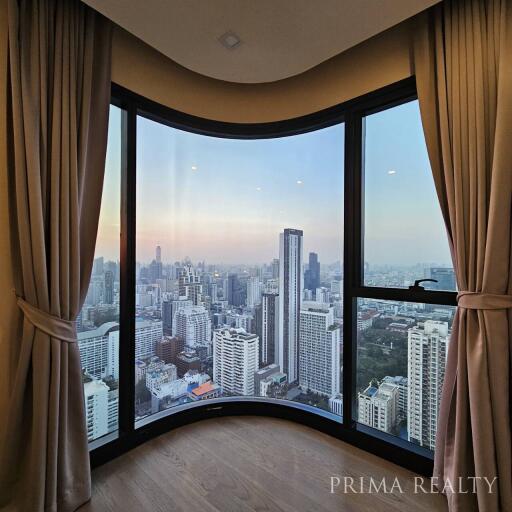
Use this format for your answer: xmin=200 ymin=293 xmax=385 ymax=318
xmin=246 ymin=277 xmax=263 ymax=307
xmin=84 ymin=378 xmax=109 ymax=441
xmin=78 ymin=322 xmax=119 ymax=379
xmin=271 ymin=258 xmax=279 ymax=279
xmin=175 ymin=305 xmax=211 ymax=348
xmin=226 ymin=273 xmax=244 ymax=306
xmin=156 ymin=335 xmax=185 ymax=365
xmin=170 ymin=298 xmax=193 ymax=335
xmin=278 ymin=228 xmax=303 ymax=383
xmin=299 ymin=304 xmax=341 ymax=396
xmin=358 ymin=381 xmax=399 ymax=433
xmin=179 ymin=264 xmax=203 ymax=305
xmin=429 ymin=267 xmax=456 ymax=291
xmin=407 ymin=320 xmax=449 ymax=450
xmin=213 ymin=328 xmax=259 ymax=395
xmin=149 ymin=259 xmax=163 ymax=282
xmin=162 ymin=299 xmax=173 ymax=334
xmin=304 ymin=252 xmax=320 ymax=296
xmin=261 ymin=292 xmax=279 ymax=365
xmin=92 ymin=256 xmax=104 ymax=276
xmin=156 ymin=245 xmax=162 ymax=263
xmin=135 ymin=320 xmax=163 ymax=360
xmin=104 ymin=270 xmax=114 ymax=304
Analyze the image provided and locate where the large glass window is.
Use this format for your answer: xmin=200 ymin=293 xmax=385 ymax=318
xmin=356 ymin=299 xmax=454 ymax=450
xmin=354 ymin=98 xmax=456 ymax=453
xmin=78 ymin=105 xmax=122 ymax=443
xmin=86 ymin=80 xmax=459 ymax=472
xmin=363 ymin=100 xmax=455 ymax=291
xmin=134 ymin=117 xmax=344 ymax=424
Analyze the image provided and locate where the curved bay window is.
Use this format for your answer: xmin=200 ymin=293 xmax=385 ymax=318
xmin=85 ymin=77 xmax=457 ymax=474
xmin=134 ymin=116 xmax=345 ymax=426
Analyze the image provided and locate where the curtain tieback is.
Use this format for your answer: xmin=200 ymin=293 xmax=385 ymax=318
xmin=16 ymin=297 xmax=77 ymax=342
xmin=457 ymin=291 xmax=512 ymax=310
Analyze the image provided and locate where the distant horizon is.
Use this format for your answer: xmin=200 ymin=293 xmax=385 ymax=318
xmin=94 ymin=251 xmax=452 ymax=270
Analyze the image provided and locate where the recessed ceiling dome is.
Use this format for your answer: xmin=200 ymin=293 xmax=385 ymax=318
xmin=84 ymin=0 xmax=439 ymax=84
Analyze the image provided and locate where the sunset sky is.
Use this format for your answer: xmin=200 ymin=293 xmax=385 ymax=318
xmin=95 ymin=100 xmax=451 ymax=267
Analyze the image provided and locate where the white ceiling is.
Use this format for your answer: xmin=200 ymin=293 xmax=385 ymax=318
xmin=84 ymin=0 xmax=439 ymax=84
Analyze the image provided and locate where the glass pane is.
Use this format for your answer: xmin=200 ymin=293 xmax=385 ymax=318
xmin=78 ymin=105 xmax=121 ymax=443
xmin=135 ymin=117 xmax=344 ymax=425
xmin=363 ymin=100 xmax=455 ymax=290
xmin=356 ymin=298 xmax=455 ymax=450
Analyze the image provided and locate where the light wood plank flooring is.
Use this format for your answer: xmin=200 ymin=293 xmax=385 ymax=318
xmin=79 ymin=416 xmax=448 ymax=512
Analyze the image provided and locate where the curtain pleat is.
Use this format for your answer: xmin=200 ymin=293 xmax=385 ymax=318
xmin=0 ymin=1 xmax=112 ymax=510
xmin=413 ymin=0 xmax=512 ymax=510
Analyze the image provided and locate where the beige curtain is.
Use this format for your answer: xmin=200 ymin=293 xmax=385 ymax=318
xmin=413 ymin=0 xmax=512 ymax=510
xmin=0 ymin=0 xmax=112 ymax=511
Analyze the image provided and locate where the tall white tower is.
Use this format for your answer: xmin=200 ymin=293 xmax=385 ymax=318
xmin=407 ymin=320 xmax=449 ymax=450
xmin=299 ymin=303 xmax=341 ymax=396
xmin=278 ymin=228 xmax=303 ymax=383
xmin=213 ymin=328 xmax=259 ymax=395
xmin=246 ymin=277 xmax=263 ymax=307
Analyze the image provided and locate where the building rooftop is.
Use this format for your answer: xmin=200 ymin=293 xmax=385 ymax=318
xmin=191 ymin=382 xmax=219 ymax=397
xmin=362 ymin=386 xmax=378 ymax=397
xmin=255 ymin=363 xmax=280 ymax=375
xmin=77 ymin=321 xmax=119 ymax=340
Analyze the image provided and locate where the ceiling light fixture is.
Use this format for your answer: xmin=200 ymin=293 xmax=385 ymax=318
xmin=387 ymin=170 xmax=396 ymax=175
xmin=219 ymin=31 xmax=241 ymax=50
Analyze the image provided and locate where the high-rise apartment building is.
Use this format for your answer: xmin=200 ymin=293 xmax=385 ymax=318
xmin=261 ymin=292 xmax=279 ymax=365
xmin=271 ymin=258 xmax=279 ymax=279
xmin=358 ymin=381 xmax=399 ymax=433
xmin=315 ymin=287 xmax=331 ymax=304
xmin=299 ymin=304 xmax=341 ymax=396
xmin=429 ymin=267 xmax=456 ymax=291
xmin=254 ymin=363 xmax=280 ymax=397
xmin=84 ymin=274 xmax=104 ymax=306
xmin=246 ymin=277 xmax=263 ymax=307
xmin=83 ymin=377 xmax=118 ymax=442
xmin=135 ymin=320 xmax=163 ymax=360
xmin=104 ymin=270 xmax=114 ymax=304
xmin=175 ymin=305 xmax=211 ymax=348
xmin=226 ymin=273 xmax=243 ymax=306
xmin=162 ymin=299 xmax=173 ymax=334
xmin=278 ymin=228 xmax=303 ymax=383
xmin=156 ymin=335 xmax=185 ymax=365
xmin=382 ymin=375 xmax=408 ymax=420
xmin=213 ymin=328 xmax=259 ymax=395
xmin=78 ymin=322 xmax=119 ymax=379
xmin=149 ymin=258 xmax=163 ymax=282
xmin=92 ymin=256 xmax=104 ymax=276
xmin=169 ymin=297 xmax=193 ymax=335
xmin=178 ymin=265 xmax=203 ymax=305
xmin=304 ymin=252 xmax=320 ymax=295
xmin=407 ymin=320 xmax=449 ymax=450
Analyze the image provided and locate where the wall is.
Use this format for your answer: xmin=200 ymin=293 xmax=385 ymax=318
xmin=112 ymin=20 xmax=413 ymax=123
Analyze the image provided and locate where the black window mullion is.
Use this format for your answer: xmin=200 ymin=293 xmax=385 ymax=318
xmin=343 ymin=108 xmax=363 ymax=428
xmin=353 ymin=286 xmax=457 ymax=306
xmin=118 ymin=100 xmax=137 ymax=436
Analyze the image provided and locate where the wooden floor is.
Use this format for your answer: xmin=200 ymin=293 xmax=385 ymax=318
xmin=80 ymin=416 xmax=448 ymax=512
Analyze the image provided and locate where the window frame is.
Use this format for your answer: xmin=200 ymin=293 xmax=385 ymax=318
xmin=90 ymin=77 xmax=456 ymax=475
